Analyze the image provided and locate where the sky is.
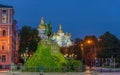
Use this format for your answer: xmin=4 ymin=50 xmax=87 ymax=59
xmin=1 ymin=0 xmax=120 ymax=39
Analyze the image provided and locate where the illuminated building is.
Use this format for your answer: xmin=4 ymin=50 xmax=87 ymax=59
xmin=38 ymin=17 xmax=48 ymax=39
xmin=38 ymin=17 xmax=72 ymax=47
xmin=0 ymin=4 xmax=19 ymax=69
xmin=52 ymin=24 xmax=72 ymax=47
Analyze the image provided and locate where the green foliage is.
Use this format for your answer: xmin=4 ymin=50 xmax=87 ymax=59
xmin=66 ymin=59 xmax=82 ymax=71
xmin=116 ymin=55 xmax=120 ymax=63
xmin=25 ymin=40 xmax=66 ymax=72
xmin=67 ymin=59 xmax=82 ymax=67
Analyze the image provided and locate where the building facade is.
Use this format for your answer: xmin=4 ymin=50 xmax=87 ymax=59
xmin=38 ymin=17 xmax=72 ymax=47
xmin=0 ymin=4 xmax=19 ymax=69
xmin=52 ymin=24 xmax=72 ymax=47
xmin=38 ymin=17 xmax=48 ymax=39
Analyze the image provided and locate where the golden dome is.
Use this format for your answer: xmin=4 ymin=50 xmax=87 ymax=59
xmin=38 ymin=25 xmax=46 ymax=29
xmin=38 ymin=17 xmax=46 ymax=29
xmin=57 ymin=24 xmax=63 ymax=33
xmin=58 ymin=30 xmax=63 ymax=33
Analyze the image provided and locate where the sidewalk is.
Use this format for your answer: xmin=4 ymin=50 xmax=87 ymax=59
xmin=1 ymin=72 xmax=87 ymax=75
xmin=1 ymin=71 xmax=101 ymax=75
xmin=1 ymin=71 xmax=120 ymax=75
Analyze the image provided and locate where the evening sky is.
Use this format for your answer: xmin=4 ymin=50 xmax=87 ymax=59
xmin=1 ymin=0 xmax=120 ymax=39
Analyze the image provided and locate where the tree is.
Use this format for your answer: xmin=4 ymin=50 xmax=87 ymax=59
xmin=74 ymin=38 xmax=83 ymax=45
xmin=74 ymin=38 xmax=83 ymax=60
xmin=83 ymin=35 xmax=98 ymax=66
xmin=98 ymin=32 xmax=120 ymax=63
xmin=19 ymin=26 xmax=40 ymax=55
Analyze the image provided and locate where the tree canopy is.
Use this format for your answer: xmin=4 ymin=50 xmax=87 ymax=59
xmin=19 ymin=26 xmax=39 ymax=53
xmin=97 ymin=32 xmax=120 ymax=61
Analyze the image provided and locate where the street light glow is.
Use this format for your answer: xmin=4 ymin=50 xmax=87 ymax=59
xmin=87 ymin=40 xmax=92 ymax=44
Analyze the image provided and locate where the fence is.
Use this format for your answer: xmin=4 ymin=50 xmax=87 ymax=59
xmin=8 ymin=65 xmax=86 ymax=72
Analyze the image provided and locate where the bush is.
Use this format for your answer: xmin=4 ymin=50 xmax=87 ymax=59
xmin=66 ymin=59 xmax=82 ymax=72
xmin=25 ymin=40 xmax=66 ymax=72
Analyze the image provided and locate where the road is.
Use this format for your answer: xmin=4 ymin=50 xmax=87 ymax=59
xmin=0 ymin=72 xmax=120 ymax=75
xmin=99 ymin=72 xmax=120 ymax=75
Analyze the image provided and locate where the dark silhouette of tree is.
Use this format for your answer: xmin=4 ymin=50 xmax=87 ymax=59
xmin=19 ymin=26 xmax=40 ymax=54
xmin=98 ymin=32 xmax=120 ymax=63
xmin=60 ymin=47 xmax=68 ymax=54
xmin=83 ymin=35 xmax=98 ymax=66
xmin=74 ymin=38 xmax=83 ymax=60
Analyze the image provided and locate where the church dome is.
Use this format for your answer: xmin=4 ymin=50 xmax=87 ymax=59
xmin=58 ymin=29 xmax=63 ymax=33
xmin=57 ymin=24 xmax=63 ymax=33
xmin=38 ymin=24 xmax=46 ymax=29
xmin=38 ymin=17 xmax=46 ymax=29
xmin=53 ymin=33 xmax=57 ymax=37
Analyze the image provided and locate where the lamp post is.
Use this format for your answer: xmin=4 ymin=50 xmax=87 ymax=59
xmin=64 ymin=53 xmax=77 ymax=72
xmin=21 ymin=47 xmax=29 ymax=63
xmin=80 ymin=44 xmax=84 ymax=59
xmin=64 ymin=53 xmax=68 ymax=72
xmin=84 ymin=39 xmax=98 ymax=67
xmin=85 ymin=39 xmax=94 ymax=66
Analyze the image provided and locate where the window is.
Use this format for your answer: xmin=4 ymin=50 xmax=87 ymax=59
xmin=2 ymin=45 xmax=4 ymax=50
xmin=2 ymin=30 xmax=6 ymax=36
xmin=2 ymin=55 xmax=6 ymax=62
xmin=2 ymin=43 xmax=6 ymax=50
xmin=2 ymin=10 xmax=6 ymax=13
xmin=2 ymin=15 xmax=7 ymax=23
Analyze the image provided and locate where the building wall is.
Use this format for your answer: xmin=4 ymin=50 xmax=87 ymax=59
xmin=0 ymin=6 xmax=19 ymax=68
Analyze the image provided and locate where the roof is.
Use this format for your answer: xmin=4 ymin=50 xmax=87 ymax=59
xmin=0 ymin=4 xmax=13 ymax=8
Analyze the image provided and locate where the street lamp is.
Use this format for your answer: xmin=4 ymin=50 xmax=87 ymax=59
xmin=80 ymin=44 xmax=84 ymax=57
xmin=84 ymin=39 xmax=97 ymax=66
xmin=64 ymin=53 xmax=68 ymax=72
xmin=64 ymin=53 xmax=77 ymax=72
xmin=87 ymin=40 xmax=93 ymax=44
xmin=21 ymin=47 xmax=30 ymax=63
xmin=66 ymin=53 xmax=77 ymax=60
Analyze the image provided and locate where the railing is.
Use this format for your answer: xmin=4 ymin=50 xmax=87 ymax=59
xmin=6 ymin=65 xmax=86 ymax=72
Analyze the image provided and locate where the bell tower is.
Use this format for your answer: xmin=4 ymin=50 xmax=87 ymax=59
xmin=0 ymin=4 xmax=19 ymax=69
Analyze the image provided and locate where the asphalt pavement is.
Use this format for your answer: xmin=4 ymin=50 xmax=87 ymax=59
xmin=0 ymin=71 xmax=120 ymax=75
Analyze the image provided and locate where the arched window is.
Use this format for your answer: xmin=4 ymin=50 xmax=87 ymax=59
xmin=2 ymin=30 xmax=6 ymax=36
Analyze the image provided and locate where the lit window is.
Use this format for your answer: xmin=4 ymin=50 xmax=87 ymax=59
xmin=2 ymin=15 xmax=7 ymax=23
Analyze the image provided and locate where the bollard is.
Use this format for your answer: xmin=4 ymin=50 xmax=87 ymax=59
xmin=40 ymin=66 xmax=44 ymax=75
